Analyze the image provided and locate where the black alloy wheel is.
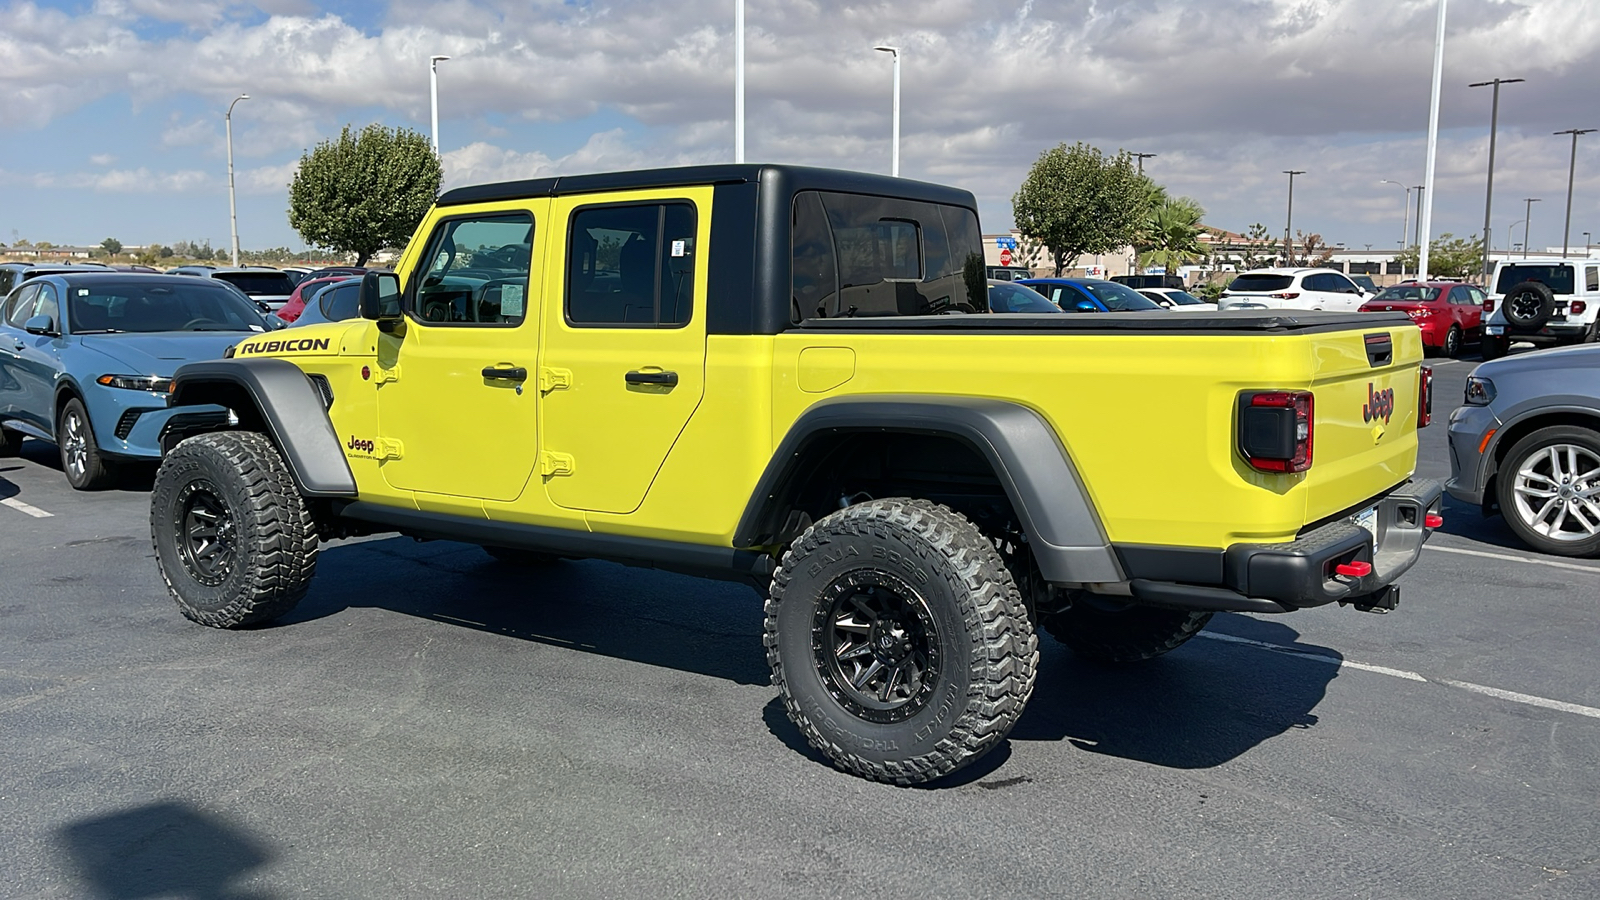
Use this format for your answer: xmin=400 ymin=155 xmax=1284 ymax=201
xmin=813 ymin=570 xmax=941 ymax=724
xmin=175 ymin=479 xmax=236 ymax=586
xmin=1443 ymin=324 xmax=1462 ymax=358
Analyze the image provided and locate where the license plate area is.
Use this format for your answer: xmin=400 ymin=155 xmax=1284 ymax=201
xmin=1354 ymin=505 xmax=1378 ymax=544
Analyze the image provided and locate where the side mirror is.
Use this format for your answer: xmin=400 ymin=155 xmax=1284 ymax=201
xmin=359 ymin=272 xmax=402 ymax=326
xmin=1074 ymin=300 xmax=1099 ymax=313
xmin=24 ymin=314 xmax=55 ymax=336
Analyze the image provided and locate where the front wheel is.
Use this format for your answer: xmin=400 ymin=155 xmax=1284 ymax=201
xmin=765 ymin=498 xmax=1037 ymax=785
xmin=1495 ymin=425 xmax=1600 ymax=557
xmin=150 ymin=431 xmax=319 ymax=627
xmin=1442 ymin=324 xmax=1463 ymax=358
xmin=1043 ymin=597 xmax=1212 ymax=663
xmin=58 ymin=398 xmax=116 ymax=490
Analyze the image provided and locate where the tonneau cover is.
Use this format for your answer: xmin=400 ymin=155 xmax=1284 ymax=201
xmin=794 ymin=310 xmax=1411 ymax=335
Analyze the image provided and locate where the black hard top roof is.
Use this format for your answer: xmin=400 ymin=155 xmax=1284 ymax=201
xmin=437 ymin=163 xmax=976 ymax=210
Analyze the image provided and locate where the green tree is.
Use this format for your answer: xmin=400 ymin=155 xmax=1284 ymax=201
xmin=100 ymin=237 xmax=123 ymax=256
xmin=1011 ymin=142 xmax=1151 ymax=276
xmin=1138 ymin=196 xmax=1207 ymax=275
xmin=1394 ymin=233 xmax=1481 ymax=279
xmin=288 ymin=124 xmax=442 ymax=266
xmin=1238 ymin=223 xmax=1279 ymax=272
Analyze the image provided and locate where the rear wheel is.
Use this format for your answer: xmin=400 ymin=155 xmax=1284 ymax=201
xmin=1481 ymin=334 xmax=1509 ymax=360
xmin=1495 ymin=425 xmax=1600 ymax=557
xmin=58 ymin=398 xmax=116 ymax=490
xmin=765 ymin=498 xmax=1037 ymax=785
xmin=150 ymin=431 xmax=319 ymax=627
xmin=0 ymin=426 xmax=21 ymax=457
xmin=1043 ymin=596 xmax=1212 ymax=663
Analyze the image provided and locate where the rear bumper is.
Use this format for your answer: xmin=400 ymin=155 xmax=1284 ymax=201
xmin=1116 ymin=479 xmax=1444 ymax=614
xmin=1484 ymin=321 xmax=1588 ymax=343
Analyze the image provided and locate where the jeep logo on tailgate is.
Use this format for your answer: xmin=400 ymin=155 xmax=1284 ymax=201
xmin=1363 ymin=383 xmax=1396 ymax=424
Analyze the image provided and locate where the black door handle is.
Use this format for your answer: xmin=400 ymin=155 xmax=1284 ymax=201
xmin=482 ymin=365 xmax=528 ymax=381
xmin=625 ymin=370 xmax=678 ymax=386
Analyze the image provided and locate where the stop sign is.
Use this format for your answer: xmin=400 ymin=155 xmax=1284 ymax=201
xmin=999 ymin=248 xmax=1013 ymax=266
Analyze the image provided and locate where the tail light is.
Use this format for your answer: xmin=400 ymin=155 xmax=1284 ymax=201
xmin=1238 ymin=391 xmax=1314 ymax=473
xmin=1484 ymin=296 xmax=1496 ymax=312
xmin=1269 ymin=292 xmax=1301 ymax=299
xmin=1408 ymin=307 xmax=1433 ymax=318
xmin=1572 ymin=300 xmax=1588 ymax=316
xmin=1418 ymin=365 xmax=1433 ymax=428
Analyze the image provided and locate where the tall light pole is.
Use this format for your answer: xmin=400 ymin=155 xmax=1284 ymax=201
xmin=1132 ymin=152 xmax=1156 ymax=175
xmin=1522 ymin=197 xmax=1541 ymax=258
xmin=1282 ymin=170 xmax=1305 ymax=265
xmin=734 ymin=0 xmax=745 ymax=163
xmin=1416 ymin=0 xmax=1448 ymax=279
xmin=1555 ymin=128 xmax=1596 ymax=258
xmin=1469 ymin=78 xmax=1524 ymax=277
xmin=1381 ymin=179 xmax=1412 ymax=279
xmin=225 ymin=93 xmax=249 ymax=268
xmin=1586 ymin=230 xmax=1593 ymax=252
xmin=1412 ymin=186 xmax=1426 ymax=248
xmin=874 ymin=46 xmax=900 ymax=177
xmin=429 ymin=55 xmax=450 ymax=154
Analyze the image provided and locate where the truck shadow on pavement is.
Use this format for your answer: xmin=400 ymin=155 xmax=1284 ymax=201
xmin=294 ymin=539 xmax=1342 ymax=777
xmin=55 ymin=800 xmax=277 ymax=900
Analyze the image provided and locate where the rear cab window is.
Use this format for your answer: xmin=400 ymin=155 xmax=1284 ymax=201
xmin=1228 ymin=274 xmax=1294 ymax=293
xmin=1496 ymin=264 xmax=1576 ymax=295
xmin=791 ymin=190 xmax=984 ymax=319
xmin=213 ymin=272 xmax=298 ymax=296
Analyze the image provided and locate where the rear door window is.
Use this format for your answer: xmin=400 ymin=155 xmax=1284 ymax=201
xmin=1496 ymin=264 xmax=1576 ymax=295
xmin=566 ymin=202 xmax=696 ymax=327
xmin=1587 ymin=266 xmax=1599 ymax=292
xmin=319 ymin=283 xmax=362 ymax=322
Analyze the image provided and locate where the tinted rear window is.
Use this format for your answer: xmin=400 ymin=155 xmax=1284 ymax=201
xmin=1495 ymin=264 xmax=1575 ymax=295
xmin=213 ymin=272 xmax=297 ymax=295
xmin=319 ymin=284 xmax=362 ymax=322
xmin=1374 ymin=286 xmax=1440 ymax=302
xmin=791 ymin=190 xmax=984 ymax=319
xmin=1228 ymin=274 xmax=1294 ymax=292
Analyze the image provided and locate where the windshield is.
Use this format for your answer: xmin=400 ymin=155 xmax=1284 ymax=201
xmin=68 ymin=281 xmax=267 ymax=333
xmin=1495 ymin=264 xmax=1575 ymax=295
xmin=1078 ymin=280 xmax=1161 ymax=311
xmin=1228 ymin=273 xmax=1294 ymax=292
xmin=1373 ymin=286 xmax=1441 ymax=302
xmin=1159 ymin=290 xmax=1205 ymax=305
xmin=213 ymin=272 xmax=297 ymax=296
xmin=987 ymin=281 xmax=1062 ymax=314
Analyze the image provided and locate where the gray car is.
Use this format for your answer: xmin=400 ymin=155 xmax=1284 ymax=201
xmin=1446 ymin=344 xmax=1600 ymax=555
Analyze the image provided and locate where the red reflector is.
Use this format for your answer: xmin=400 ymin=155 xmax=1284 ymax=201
xmin=1425 ymin=514 xmax=1443 ymax=528
xmin=1335 ymin=561 xmax=1373 ymax=577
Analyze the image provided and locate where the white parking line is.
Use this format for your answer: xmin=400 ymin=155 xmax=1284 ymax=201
xmin=1425 ymin=544 xmax=1600 ymax=575
xmin=1196 ymin=631 xmax=1600 ymax=720
xmin=0 ymin=497 xmax=53 ymax=518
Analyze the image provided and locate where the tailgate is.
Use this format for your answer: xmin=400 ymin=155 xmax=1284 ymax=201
xmin=1303 ymin=324 xmax=1424 ymax=521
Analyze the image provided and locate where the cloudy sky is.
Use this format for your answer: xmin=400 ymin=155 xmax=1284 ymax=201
xmin=2 ymin=0 xmax=1598 ymax=256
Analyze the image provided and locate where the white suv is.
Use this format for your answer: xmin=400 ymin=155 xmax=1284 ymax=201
xmin=1218 ymin=267 xmax=1369 ymax=311
xmin=1481 ymin=257 xmax=1600 ymax=359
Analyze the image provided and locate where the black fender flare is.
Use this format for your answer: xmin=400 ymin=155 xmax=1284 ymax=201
xmin=165 ymin=358 xmax=356 ymax=498
xmin=735 ymin=395 xmax=1124 ymax=584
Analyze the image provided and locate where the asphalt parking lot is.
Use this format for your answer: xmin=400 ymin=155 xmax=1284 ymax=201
xmin=2 ymin=347 xmax=1597 ymax=900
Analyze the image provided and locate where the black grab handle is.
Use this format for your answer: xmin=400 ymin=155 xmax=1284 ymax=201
xmin=481 ymin=366 xmax=528 ymax=381
xmin=625 ymin=370 xmax=678 ymax=386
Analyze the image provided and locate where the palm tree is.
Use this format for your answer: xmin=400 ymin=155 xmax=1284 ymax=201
xmin=1139 ymin=196 xmax=1207 ymax=275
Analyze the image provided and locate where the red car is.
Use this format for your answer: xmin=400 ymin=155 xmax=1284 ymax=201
xmin=1359 ymin=281 xmax=1487 ymax=358
xmin=274 ymin=275 xmax=357 ymax=324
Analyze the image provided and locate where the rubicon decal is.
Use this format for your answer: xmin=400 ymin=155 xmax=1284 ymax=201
xmin=1363 ymin=383 xmax=1396 ymax=424
xmin=237 ymin=337 xmax=331 ymax=355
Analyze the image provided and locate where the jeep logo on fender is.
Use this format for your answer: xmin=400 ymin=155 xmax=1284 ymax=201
xmin=346 ymin=436 xmax=375 ymax=454
xmin=1363 ymin=383 xmax=1396 ymax=424
xmin=238 ymin=337 xmax=330 ymax=355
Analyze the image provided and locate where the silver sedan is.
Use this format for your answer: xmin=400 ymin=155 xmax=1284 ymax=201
xmin=1447 ymin=344 xmax=1600 ymax=555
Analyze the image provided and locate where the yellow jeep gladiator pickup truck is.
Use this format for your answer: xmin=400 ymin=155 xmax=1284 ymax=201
xmin=148 ymin=164 xmax=1441 ymax=784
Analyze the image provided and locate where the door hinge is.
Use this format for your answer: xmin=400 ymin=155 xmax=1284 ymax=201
xmin=375 ymin=438 xmax=404 ymax=460
xmin=539 ymin=366 xmax=572 ymax=393
xmin=540 ymin=450 xmax=575 ymax=477
xmin=373 ymin=365 xmax=400 ymax=384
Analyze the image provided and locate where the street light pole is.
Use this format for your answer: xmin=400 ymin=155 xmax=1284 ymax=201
xmin=1413 ymin=186 xmax=1425 ymax=248
xmin=1522 ymin=197 xmax=1541 ymax=258
xmin=225 ymin=93 xmax=250 ymax=268
xmin=1469 ymin=78 xmax=1523 ymax=277
xmin=874 ymin=46 xmax=900 ymax=177
xmin=429 ymin=55 xmax=450 ymax=154
xmin=1381 ymin=179 xmax=1411 ymax=279
xmin=1416 ymin=0 xmax=1448 ymax=281
xmin=1554 ymin=128 xmax=1596 ymax=258
xmin=734 ymin=0 xmax=745 ymax=163
xmin=1282 ymin=170 xmax=1305 ymax=266
xmin=1132 ymin=152 xmax=1156 ymax=175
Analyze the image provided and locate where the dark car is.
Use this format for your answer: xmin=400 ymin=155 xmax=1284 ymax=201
xmin=0 ymin=263 xmax=111 ymax=297
xmin=1360 ymin=281 xmax=1485 ymax=358
xmin=1019 ymin=278 xmax=1164 ymax=313
xmin=1351 ymin=274 xmax=1380 ymax=294
xmin=1112 ymin=274 xmax=1186 ymax=290
xmin=985 ymin=266 xmax=1034 ymax=282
